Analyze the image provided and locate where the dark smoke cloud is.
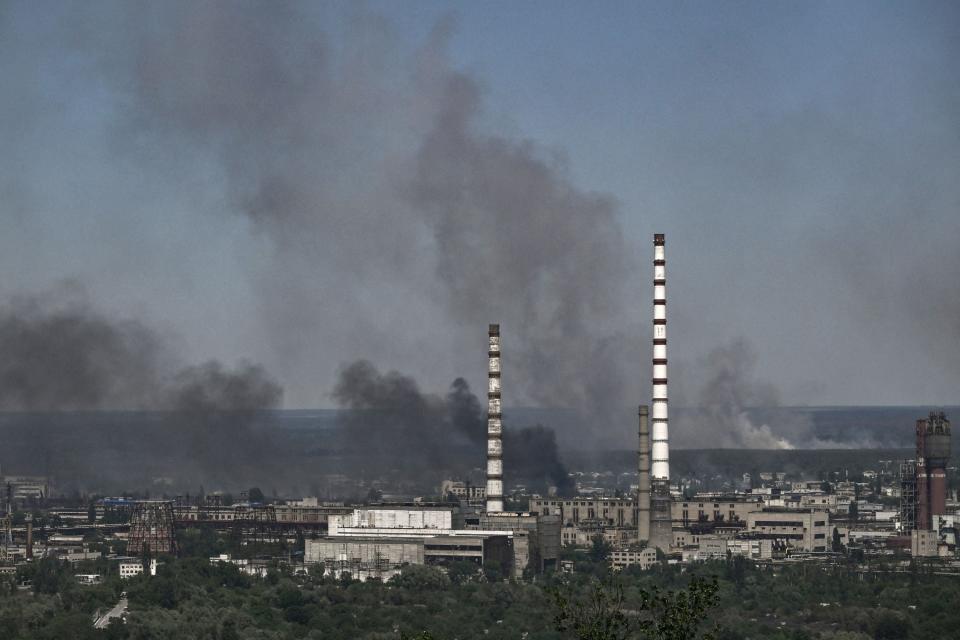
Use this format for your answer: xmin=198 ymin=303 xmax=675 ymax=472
xmin=503 ymin=425 xmax=575 ymax=496
xmin=0 ymin=283 xmax=166 ymax=411
xmin=333 ymin=360 xmax=456 ymax=462
xmin=0 ymin=285 xmax=283 ymax=488
xmin=163 ymin=361 xmax=284 ymax=485
xmin=72 ymin=3 xmax=642 ymax=445
xmin=332 ymin=360 xmax=573 ymax=494
xmin=410 ymin=43 xmax=640 ymax=438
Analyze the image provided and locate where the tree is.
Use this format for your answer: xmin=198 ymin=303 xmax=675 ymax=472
xmin=589 ymin=534 xmax=613 ymax=563
xmin=873 ymin=612 xmax=910 ymax=639
xmin=553 ymin=579 xmax=631 ymax=640
xmin=247 ymin=487 xmax=265 ymax=504
xmin=553 ymin=576 xmax=720 ymax=640
xmin=832 ymin=527 xmax=844 ymax=553
xmin=637 ymin=577 xmax=721 ymax=640
xmin=447 ymin=560 xmax=480 ymax=584
xmin=848 ymin=500 xmax=858 ymax=522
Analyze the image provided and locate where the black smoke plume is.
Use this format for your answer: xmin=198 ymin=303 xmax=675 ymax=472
xmin=0 ymin=284 xmax=165 ymax=411
xmin=71 ymin=4 xmax=642 ymax=446
xmin=0 ymin=286 xmax=283 ymax=490
xmin=332 ymin=360 xmax=573 ymax=494
xmin=162 ymin=361 xmax=284 ymax=486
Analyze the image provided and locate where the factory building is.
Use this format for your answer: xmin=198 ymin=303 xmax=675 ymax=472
xmin=674 ymin=498 xmax=759 ymax=527
xmin=440 ymin=480 xmax=486 ymax=504
xmin=318 ymin=506 xmax=524 ymax=577
xmin=331 ymin=506 xmax=460 ymax=532
xmin=305 ymin=533 xmax=513 ymax=582
xmin=531 ymin=497 xmax=638 ymax=528
xmin=305 ymin=537 xmax=424 ymax=581
xmin=174 ymin=499 xmax=352 ymax=525
xmin=478 ymin=511 xmax=561 ymax=574
xmin=746 ymin=509 xmax=831 ymax=552
xmin=680 ymin=535 xmax=729 ymax=563
xmin=1 ymin=475 xmax=52 ymax=502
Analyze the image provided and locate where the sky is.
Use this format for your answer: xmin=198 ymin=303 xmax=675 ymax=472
xmin=0 ymin=1 xmax=958 ymax=447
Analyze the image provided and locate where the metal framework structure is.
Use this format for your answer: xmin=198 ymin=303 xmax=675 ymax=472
xmin=0 ymin=515 xmax=11 ymax=564
xmin=128 ymin=500 xmax=177 ymax=557
xmin=232 ymin=504 xmax=278 ymax=547
xmin=899 ymin=460 xmax=917 ymax=532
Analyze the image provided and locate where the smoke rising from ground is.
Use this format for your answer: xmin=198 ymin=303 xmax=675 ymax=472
xmin=163 ymin=361 xmax=284 ymax=485
xmin=681 ymin=339 xmax=795 ymax=450
xmin=333 ymin=360 xmax=573 ymax=494
xmin=0 ymin=283 xmax=166 ymax=411
xmin=0 ymin=285 xmax=283 ymax=487
xmin=3 ymin=2 xmax=957 ymax=454
xmin=67 ymin=3 xmax=641 ymax=445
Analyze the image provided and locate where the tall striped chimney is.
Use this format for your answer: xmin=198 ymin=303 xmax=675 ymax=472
xmin=637 ymin=405 xmax=651 ymax=543
xmin=652 ymin=234 xmax=669 ymax=481
xmin=649 ymin=233 xmax=673 ymax=550
xmin=486 ymin=324 xmax=504 ymax=513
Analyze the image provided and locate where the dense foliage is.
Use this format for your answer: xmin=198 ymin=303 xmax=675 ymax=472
xmin=1 ymin=552 xmax=959 ymax=639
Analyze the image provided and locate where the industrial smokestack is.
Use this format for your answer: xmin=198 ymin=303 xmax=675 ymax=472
xmin=25 ymin=513 xmax=33 ymax=560
xmin=486 ymin=324 xmax=504 ymax=513
xmin=652 ymin=234 xmax=669 ymax=481
xmin=649 ymin=233 xmax=672 ymax=550
xmin=916 ymin=411 xmax=951 ymax=530
xmin=637 ymin=405 xmax=651 ymax=543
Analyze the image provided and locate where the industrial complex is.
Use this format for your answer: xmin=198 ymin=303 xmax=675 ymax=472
xmin=0 ymin=234 xmax=956 ymax=583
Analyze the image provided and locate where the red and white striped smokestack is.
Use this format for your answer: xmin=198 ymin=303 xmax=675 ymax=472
xmin=652 ymin=234 xmax=670 ymax=482
xmin=486 ymin=324 xmax=504 ymax=513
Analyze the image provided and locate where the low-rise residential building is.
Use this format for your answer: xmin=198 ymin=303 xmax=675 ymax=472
xmin=119 ymin=559 xmax=159 ymax=579
xmin=728 ymin=538 xmax=774 ymax=560
xmin=610 ymin=547 xmax=658 ymax=571
xmin=209 ymin=554 xmax=273 ymax=578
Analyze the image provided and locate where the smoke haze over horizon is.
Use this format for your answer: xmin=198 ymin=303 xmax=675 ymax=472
xmin=1 ymin=1 xmax=958 ymax=453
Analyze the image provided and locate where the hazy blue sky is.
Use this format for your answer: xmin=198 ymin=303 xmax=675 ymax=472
xmin=1 ymin=1 xmax=958 ymax=429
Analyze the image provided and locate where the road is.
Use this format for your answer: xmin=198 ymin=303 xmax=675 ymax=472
xmin=93 ymin=595 xmax=128 ymax=629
